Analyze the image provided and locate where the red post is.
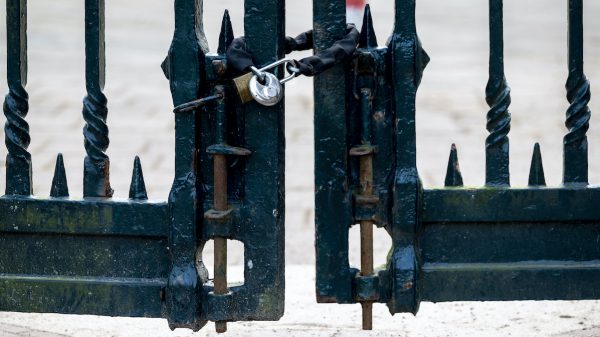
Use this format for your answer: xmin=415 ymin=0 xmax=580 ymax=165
xmin=347 ymin=0 xmax=366 ymax=28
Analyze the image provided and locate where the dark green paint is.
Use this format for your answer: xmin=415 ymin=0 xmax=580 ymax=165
xmin=315 ymin=0 xmax=600 ymax=322
xmin=4 ymin=0 xmax=31 ymax=196
xmin=2 ymin=0 xmax=285 ymax=331
xmin=564 ymin=0 xmax=590 ymax=185
xmin=83 ymin=0 xmax=112 ymax=198
xmin=485 ymin=0 xmax=511 ymax=187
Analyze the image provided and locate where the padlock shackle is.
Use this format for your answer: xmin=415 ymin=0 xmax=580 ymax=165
xmin=252 ymin=59 xmax=299 ymax=84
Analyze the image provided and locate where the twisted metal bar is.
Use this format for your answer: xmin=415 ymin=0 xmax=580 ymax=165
xmin=83 ymin=0 xmax=112 ymax=197
xmin=564 ymin=72 xmax=590 ymax=147
xmin=485 ymin=0 xmax=511 ymax=186
xmin=485 ymin=76 xmax=511 ymax=149
xmin=4 ymin=84 xmax=31 ymax=194
xmin=4 ymin=0 xmax=31 ymax=196
xmin=563 ymin=0 xmax=590 ymax=184
xmin=83 ymin=92 xmax=109 ymax=163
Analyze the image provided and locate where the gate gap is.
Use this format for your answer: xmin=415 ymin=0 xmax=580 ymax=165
xmin=22 ymin=1 xmax=86 ymax=198
xmin=348 ymin=225 xmax=391 ymax=271
xmin=583 ymin=1 xmax=600 ymax=185
xmin=198 ymin=239 xmax=245 ymax=286
xmin=103 ymin=0 xmax=174 ymax=199
xmin=413 ymin=0 xmax=488 ymax=187
xmin=502 ymin=0 xmax=565 ymax=187
xmin=284 ymin=0 xmax=315 ymax=265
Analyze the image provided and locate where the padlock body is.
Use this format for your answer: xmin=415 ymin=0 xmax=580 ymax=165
xmin=233 ymin=72 xmax=255 ymax=104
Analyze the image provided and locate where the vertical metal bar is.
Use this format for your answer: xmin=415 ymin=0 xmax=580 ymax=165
xmin=165 ymin=0 xmax=208 ymax=330
xmin=564 ymin=0 xmax=590 ymax=185
xmin=485 ymin=0 xmax=511 ymax=187
xmin=313 ymin=0 xmax=354 ymax=304
xmin=4 ymin=0 xmax=31 ymax=196
xmin=358 ymin=88 xmax=374 ymax=330
xmin=242 ymin=0 xmax=286 ymax=318
xmin=389 ymin=0 xmax=424 ymax=314
xmin=83 ymin=0 xmax=112 ymax=197
xmin=213 ymin=88 xmax=228 ymax=334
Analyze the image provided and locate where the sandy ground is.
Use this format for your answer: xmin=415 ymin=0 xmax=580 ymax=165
xmin=1 ymin=0 xmax=600 ymax=335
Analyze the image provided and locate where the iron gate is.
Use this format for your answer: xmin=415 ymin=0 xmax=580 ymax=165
xmin=0 ymin=0 xmax=285 ymax=332
xmin=314 ymin=0 xmax=600 ymax=330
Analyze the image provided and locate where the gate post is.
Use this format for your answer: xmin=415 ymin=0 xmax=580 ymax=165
xmin=388 ymin=0 xmax=428 ymax=314
xmin=164 ymin=0 xmax=208 ymax=330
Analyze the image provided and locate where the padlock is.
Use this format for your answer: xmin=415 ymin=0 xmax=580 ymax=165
xmin=232 ymin=59 xmax=299 ymax=106
xmin=233 ymin=72 xmax=255 ymax=104
xmin=249 ymin=72 xmax=282 ymax=106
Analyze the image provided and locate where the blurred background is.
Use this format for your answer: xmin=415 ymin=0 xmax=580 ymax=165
xmin=0 ymin=0 xmax=600 ymax=336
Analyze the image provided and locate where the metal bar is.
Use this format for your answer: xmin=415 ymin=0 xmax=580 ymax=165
xmin=83 ymin=0 xmax=112 ymax=197
xmin=313 ymin=0 xmax=353 ymax=304
xmin=421 ymin=261 xmax=600 ymax=302
xmin=4 ymin=0 xmax=31 ymax=196
xmin=485 ymin=0 xmax=511 ymax=186
xmin=421 ymin=222 xmax=600 ymax=265
xmin=241 ymin=0 xmax=285 ymax=320
xmin=0 ymin=275 xmax=166 ymax=317
xmin=0 ymin=197 xmax=168 ymax=237
xmin=359 ymin=156 xmax=374 ymax=330
xmin=564 ymin=0 xmax=590 ymax=185
xmin=423 ymin=187 xmax=600 ymax=223
xmin=165 ymin=0 xmax=208 ymax=330
xmin=354 ymin=88 xmax=375 ymax=330
xmin=213 ymin=90 xmax=228 ymax=333
xmin=389 ymin=0 xmax=422 ymax=314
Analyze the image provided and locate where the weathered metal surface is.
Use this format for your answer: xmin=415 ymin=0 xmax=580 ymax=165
xmin=1 ymin=0 xmax=286 ymax=332
xmin=314 ymin=0 xmax=600 ymax=330
xmin=485 ymin=0 xmax=511 ymax=187
xmin=83 ymin=0 xmax=112 ymax=198
xmin=4 ymin=0 xmax=31 ymax=196
xmin=564 ymin=0 xmax=590 ymax=185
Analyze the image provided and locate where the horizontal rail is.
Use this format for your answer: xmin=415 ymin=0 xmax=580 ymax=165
xmin=0 ymin=197 xmax=168 ymax=237
xmin=423 ymin=187 xmax=600 ymax=223
xmin=0 ymin=274 xmax=166 ymax=317
xmin=422 ymin=260 xmax=600 ymax=302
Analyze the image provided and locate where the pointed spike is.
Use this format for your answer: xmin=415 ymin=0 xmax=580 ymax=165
xmin=217 ymin=10 xmax=235 ymax=54
xmin=50 ymin=154 xmax=69 ymax=198
xmin=528 ymin=143 xmax=546 ymax=187
xmin=358 ymin=5 xmax=378 ymax=49
xmin=129 ymin=156 xmax=148 ymax=200
xmin=445 ymin=144 xmax=464 ymax=187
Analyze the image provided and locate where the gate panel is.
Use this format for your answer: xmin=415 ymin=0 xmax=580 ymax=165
xmin=1 ymin=0 xmax=286 ymax=331
xmin=314 ymin=0 xmax=600 ymax=329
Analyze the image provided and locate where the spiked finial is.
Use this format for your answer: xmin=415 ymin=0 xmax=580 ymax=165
xmin=358 ymin=5 xmax=378 ymax=49
xmin=218 ymin=10 xmax=235 ymax=54
xmin=528 ymin=143 xmax=546 ymax=187
xmin=445 ymin=144 xmax=464 ymax=187
xmin=129 ymin=156 xmax=148 ymax=200
xmin=50 ymin=154 xmax=69 ymax=198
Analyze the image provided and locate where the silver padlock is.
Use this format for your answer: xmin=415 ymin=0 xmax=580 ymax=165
xmin=249 ymin=70 xmax=282 ymax=106
xmin=239 ymin=59 xmax=298 ymax=106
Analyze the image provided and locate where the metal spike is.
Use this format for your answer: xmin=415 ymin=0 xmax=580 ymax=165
xmin=528 ymin=143 xmax=546 ymax=187
xmin=445 ymin=144 xmax=464 ymax=187
xmin=50 ymin=154 xmax=69 ymax=198
xmin=358 ymin=4 xmax=378 ymax=49
xmin=218 ymin=10 xmax=235 ymax=54
xmin=129 ymin=156 xmax=148 ymax=200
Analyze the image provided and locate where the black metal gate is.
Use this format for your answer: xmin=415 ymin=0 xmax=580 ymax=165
xmin=314 ymin=0 xmax=600 ymax=330
xmin=0 ymin=0 xmax=285 ymax=332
